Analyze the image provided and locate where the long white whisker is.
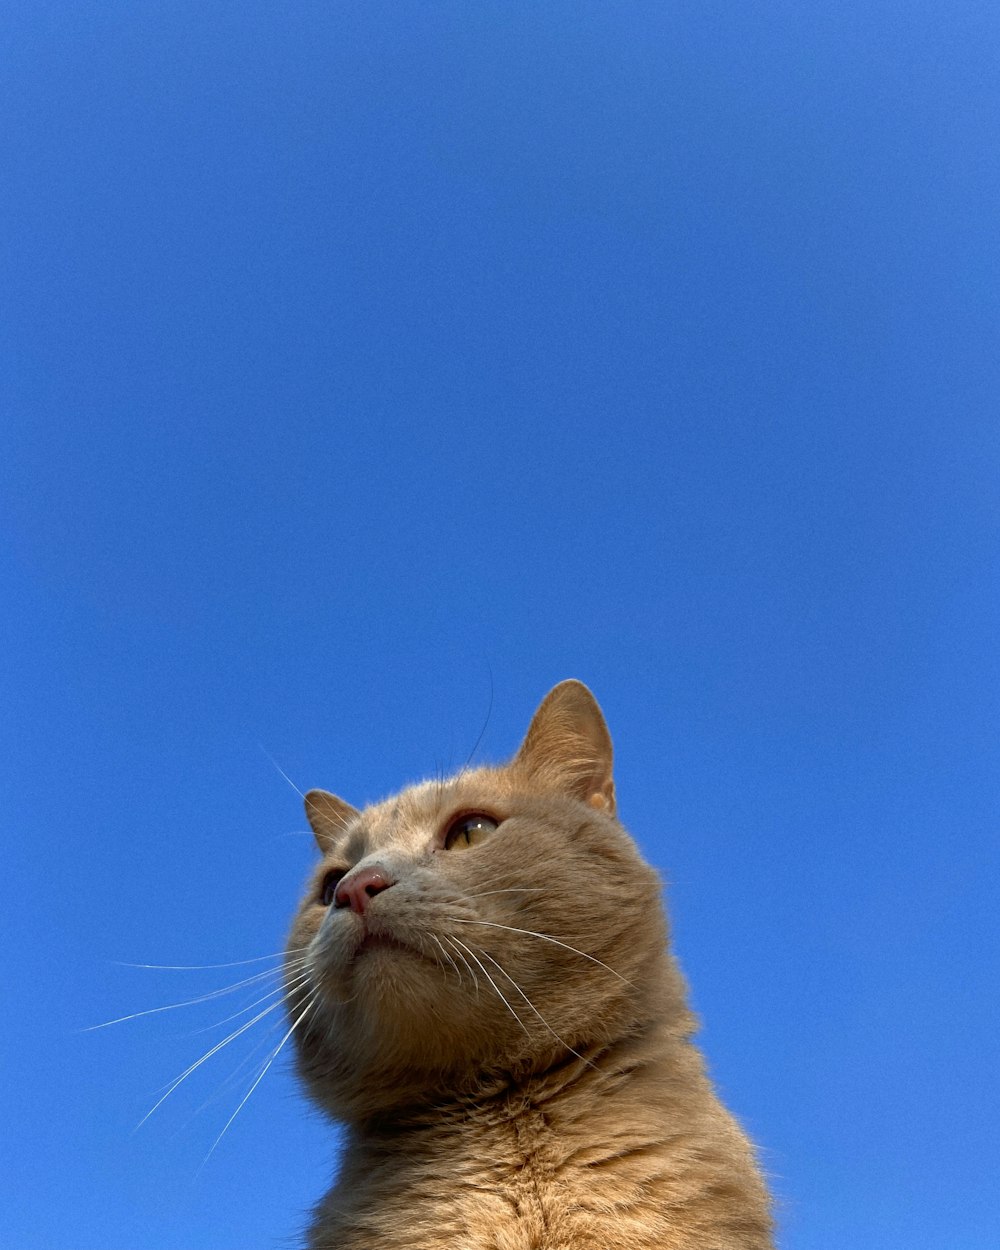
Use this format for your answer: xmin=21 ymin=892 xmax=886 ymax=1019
xmin=449 ymin=918 xmax=632 ymax=985
xmin=429 ymin=934 xmax=463 ymax=986
xmin=135 ymin=997 xmax=291 ymax=1129
xmin=86 ymin=964 xmax=304 ymax=1032
xmin=257 ymin=741 xmax=306 ymax=800
xmin=448 ymin=937 xmax=529 ymax=1037
xmin=174 ymin=1017 xmax=289 ymax=1134
xmin=442 ymin=934 xmax=480 ymax=995
xmin=113 ymin=945 xmax=311 ymax=972
xmin=463 ymin=869 xmax=548 ymax=892
xmin=475 ymin=946 xmax=595 ymax=1069
xmin=466 ymin=888 xmax=546 ymax=899
xmin=187 ymin=967 xmax=313 ymax=1035
xmin=201 ymin=989 xmax=320 ymax=1165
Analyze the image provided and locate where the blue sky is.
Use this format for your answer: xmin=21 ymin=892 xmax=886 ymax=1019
xmin=3 ymin=3 xmax=998 ymax=1248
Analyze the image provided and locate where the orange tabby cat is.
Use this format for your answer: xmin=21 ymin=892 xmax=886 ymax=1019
xmin=287 ymin=681 xmax=773 ymax=1249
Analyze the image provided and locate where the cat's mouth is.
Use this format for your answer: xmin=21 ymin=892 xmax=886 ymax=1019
xmin=355 ymin=932 xmax=413 ymax=956
xmin=323 ymin=906 xmax=434 ymax=971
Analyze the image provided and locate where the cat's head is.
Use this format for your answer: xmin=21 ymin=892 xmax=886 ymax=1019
xmin=286 ymin=681 xmax=669 ymax=1121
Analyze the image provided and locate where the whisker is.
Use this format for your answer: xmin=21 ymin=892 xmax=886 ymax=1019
xmin=461 ymin=667 xmax=494 ymax=772
xmin=201 ymin=989 xmax=321 ymax=1165
xmin=85 ymin=964 xmax=305 ymax=1032
xmin=257 ymin=741 xmax=306 ymax=800
xmin=175 ymin=1016 xmax=289 ymax=1133
xmin=447 ymin=937 xmax=529 ymax=1037
xmin=466 ymin=869 xmax=543 ymax=888
xmin=186 ymin=967 xmax=313 ymax=1035
xmin=428 ymin=934 xmax=463 ymax=986
xmin=113 ymin=945 xmax=311 ymax=972
xmin=449 ymin=918 xmax=632 ymax=985
xmin=462 ymin=867 xmax=561 ymax=896
xmin=135 ymin=996 xmax=292 ymax=1129
xmin=466 ymin=888 xmax=546 ymax=899
xmin=474 ymin=946 xmax=596 ymax=1069
xmin=442 ymin=934 xmax=480 ymax=995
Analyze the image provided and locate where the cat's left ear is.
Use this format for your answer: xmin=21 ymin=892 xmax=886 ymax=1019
xmin=513 ymin=680 xmax=616 ymax=814
xmin=304 ymin=789 xmax=359 ymax=854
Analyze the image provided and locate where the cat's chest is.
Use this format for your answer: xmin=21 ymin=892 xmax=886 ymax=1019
xmin=313 ymin=1111 xmax=662 ymax=1250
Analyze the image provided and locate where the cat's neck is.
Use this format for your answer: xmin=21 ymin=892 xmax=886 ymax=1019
xmin=361 ymin=1013 xmax=691 ymax=1139
xmin=315 ymin=1013 xmax=772 ymax=1250
xmin=343 ymin=953 xmax=699 ymax=1149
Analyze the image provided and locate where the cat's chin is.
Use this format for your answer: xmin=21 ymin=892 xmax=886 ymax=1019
xmin=298 ymin=971 xmax=489 ymax=1113
xmin=309 ymin=938 xmax=438 ymax=1011
xmin=355 ymin=933 xmax=413 ymax=956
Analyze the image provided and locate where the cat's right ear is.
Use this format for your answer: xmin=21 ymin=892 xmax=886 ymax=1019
xmin=304 ymin=789 xmax=359 ymax=854
xmin=513 ymin=680 xmax=616 ymax=814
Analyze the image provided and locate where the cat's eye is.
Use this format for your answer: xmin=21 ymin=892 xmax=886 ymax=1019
xmin=320 ymin=869 xmax=346 ymax=907
xmin=443 ymin=813 xmax=499 ymax=850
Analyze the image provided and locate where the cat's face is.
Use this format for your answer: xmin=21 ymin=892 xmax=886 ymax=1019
xmin=286 ymin=682 xmax=666 ymax=1121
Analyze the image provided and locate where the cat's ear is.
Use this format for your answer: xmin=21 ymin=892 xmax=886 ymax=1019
xmin=304 ymin=789 xmax=359 ymax=854
xmin=513 ymin=680 xmax=616 ymax=814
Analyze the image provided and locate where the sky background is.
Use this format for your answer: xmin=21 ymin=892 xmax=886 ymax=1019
xmin=2 ymin=3 xmax=998 ymax=1248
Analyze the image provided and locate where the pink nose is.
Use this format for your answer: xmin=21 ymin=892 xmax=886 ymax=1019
xmin=334 ymin=864 xmax=395 ymax=914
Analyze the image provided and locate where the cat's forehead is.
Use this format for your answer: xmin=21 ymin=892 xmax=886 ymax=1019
xmin=344 ymin=767 xmax=513 ymax=857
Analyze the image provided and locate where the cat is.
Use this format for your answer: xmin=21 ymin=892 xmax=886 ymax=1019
xmin=286 ymin=680 xmax=774 ymax=1249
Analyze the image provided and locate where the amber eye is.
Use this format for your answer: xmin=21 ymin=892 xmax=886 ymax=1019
xmin=320 ymin=869 xmax=346 ymax=907
xmin=444 ymin=813 xmax=499 ymax=850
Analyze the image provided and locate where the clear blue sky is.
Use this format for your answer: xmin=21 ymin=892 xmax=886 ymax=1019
xmin=3 ymin=4 xmax=997 ymax=1248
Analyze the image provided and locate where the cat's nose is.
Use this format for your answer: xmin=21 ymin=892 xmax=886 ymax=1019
xmin=334 ymin=864 xmax=395 ymax=915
